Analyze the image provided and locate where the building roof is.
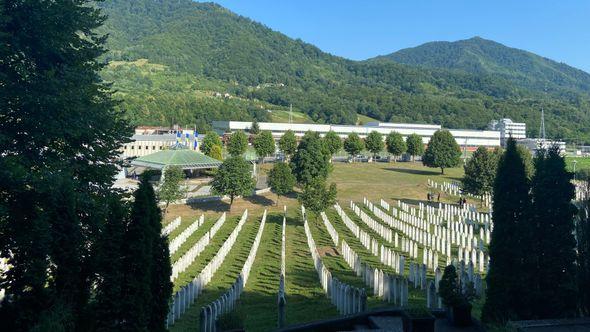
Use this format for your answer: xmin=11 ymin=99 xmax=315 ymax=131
xmin=131 ymin=146 xmax=222 ymax=170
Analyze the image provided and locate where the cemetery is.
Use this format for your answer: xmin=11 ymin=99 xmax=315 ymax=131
xmin=159 ymin=162 xmax=498 ymax=331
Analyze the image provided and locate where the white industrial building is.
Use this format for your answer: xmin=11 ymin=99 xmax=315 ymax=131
xmin=488 ymin=118 xmax=527 ymax=146
xmin=212 ymin=120 xmax=501 ymax=150
xmin=517 ymin=138 xmax=567 ymax=155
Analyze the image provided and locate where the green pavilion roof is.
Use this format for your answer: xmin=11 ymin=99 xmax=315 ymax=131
xmin=131 ymin=147 xmax=222 ymax=170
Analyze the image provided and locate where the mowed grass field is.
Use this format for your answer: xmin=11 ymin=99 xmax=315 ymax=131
xmin=164 ymin=162 xmax=469 ymax=331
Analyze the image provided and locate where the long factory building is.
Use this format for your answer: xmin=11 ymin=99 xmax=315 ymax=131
xmin=212 ymin=120 xmax=506 ymax=150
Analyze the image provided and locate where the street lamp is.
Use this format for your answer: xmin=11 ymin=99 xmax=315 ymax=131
xmin=573 ymin=160 xmax=577 ymax=181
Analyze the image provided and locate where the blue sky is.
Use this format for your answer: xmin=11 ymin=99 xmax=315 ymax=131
xmin=201 ymin=0 xmax=590 ymax=72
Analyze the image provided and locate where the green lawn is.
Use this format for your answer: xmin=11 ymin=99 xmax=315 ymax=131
xmin=566 ymin=156 xmax=590 ymax=174
xmin=164 ymin=161 xmax=477 ymax=331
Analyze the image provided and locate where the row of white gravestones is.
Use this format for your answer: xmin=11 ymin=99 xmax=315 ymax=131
xmin=377 ymin=199 xmax=491 ymax=277
xmin=321 ymin=211 xmax=339 ymax=246
xmin=331 ymin=278 xmax=367 ymax=315
xmin=339 ymin=239 xmax=409 ymax=306
xmin=170 ymin=212 xmax=227 ymax=281
xmin=169 ymin=215 xmax=204 ymax=255
xmin=166 ymin=210 xmax=248 ymax=327
xmin=162 ymin=216 xmax=181 ymax=236
xmin=302 ymin=217 xmax=366 ymax=315
xmin=427 ymin=178 xmax=492 ymax=207
xmin=331 ymin=206 xmax=406 ymax=276
xmin=458 ymin=246 xmax=488 ymax=273
xmin=334 ymin=204 xmax=399 ymax=267
xmin=380 ymin=198 xmax=390 ymax=212
xmin=199 ymin=210 xmax=267 ymax=332
xmin=409 ymin=262 xmax=428 ymax=289
xmin=426 ymin=280 xmax=443 ymax=309
xmin=334 ymin=203 xmax=375 ymax=254
xmin=350 ymin=201 xmax=393 ymax=243
xmin=278 ymin=212 xmax=287 ymax=329
xmin=0 ymin=256 xmax=7 ymax=301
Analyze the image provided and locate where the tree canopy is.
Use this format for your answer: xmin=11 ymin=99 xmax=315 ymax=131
xmin=386 ymin=131 xmax=407 ymax=159
xmin=227 ymin=131 xmax=248 ymax=157
xmin=343 ymin=133 xmax=365 ymax=160
xmin=253 ymin=130 xmax=275 ymax=161
xmin=406 ymin=133 xmax=424 ymax=160
xmin=462 ymin=146 xmax=498 ymax=196
xmin=290 ymin=131 xmax=331 ymax=185
xmin=365 ymin=131 xmax=384 ymax=159
xmin=211 ymin=156 xmax=255 ymax=207
xmin=201 ymin=131 xmax=222 ymax=156
xmin=297 ymin=178 xmax=337 ymax=214
xmin=422 ymin=130 xmax=462 ymax=174
xmin=323 ymin=130 xmax=343 ymax=157
xmin=157 ymin=166 xmax=186 ymax=214
xmin=268 ymin=162 xmax=296 ymax=205
xmin=278 ymin=130 xmax=297 ymax=159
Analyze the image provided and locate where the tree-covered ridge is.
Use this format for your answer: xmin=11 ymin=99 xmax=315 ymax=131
xmin=375 ymin=36 xmax=590 ymax=95
xmin=98 ymin=0 xmax=590 ymax=142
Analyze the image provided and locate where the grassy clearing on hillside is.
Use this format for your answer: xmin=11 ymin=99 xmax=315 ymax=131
xmin=164 ymin=161 xmax=473 ymax=330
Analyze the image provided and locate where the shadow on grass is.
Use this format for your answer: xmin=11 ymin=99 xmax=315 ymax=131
xmin=385 ymin=167 xmax=442 ymax=176
xmin=245 ymin=194 xmax=274 ymax=206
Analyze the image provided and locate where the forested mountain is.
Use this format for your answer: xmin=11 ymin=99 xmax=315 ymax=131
xmin=98 ymin=0 xmax=590 ymax=142
xmin=374 ymin=37 xmax=590 ymax=96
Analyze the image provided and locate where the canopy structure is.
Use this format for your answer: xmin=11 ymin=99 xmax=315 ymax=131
xmin=131 ymin=145 xmax=222 ymax=170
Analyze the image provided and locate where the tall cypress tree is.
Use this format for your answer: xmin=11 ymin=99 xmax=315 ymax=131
xmin=120 ymin=177 xmax=157 ymax=331
xmin=95 ymin=196 xmax=129 ymax=331
xmin=530 ymin=146 xmax=577 ymax=318
xmin=147 ymin=188 xmax=173 ymax=332
xmin=0 ymin=1 xmax=130 ymax=330
xmin=482 ymin=138 xmax=531 ymax=323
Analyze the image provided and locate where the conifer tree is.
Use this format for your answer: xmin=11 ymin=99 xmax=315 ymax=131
xmin=530 ymin=146 xmax=577 ymax=318
xmin=249 ymin=120 xmax=260 ymax=134
xmin=578 ymin=179 xmax=590 ymax=315
xmin=95 ymin=197 xmax=128 ymax=331
xmin=0 ymin=1 xmax=130 ymax=330
xmin=482 ymin=138 xmax=531 ymax=324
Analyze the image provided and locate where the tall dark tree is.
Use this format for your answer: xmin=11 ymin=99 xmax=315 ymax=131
xmin=249 ymin=120 xmax=260 ymax=134
xmin=529 ymin=146 xmax=577 ymax=318
xmin=578 ymin=179 xmax=590 ymax=315
xmin=120 ymin=176 xmax=172 ymax=331
xmin=290 ymin=131 xmax=331 ymax=185
xmin=482 ymin=138 xmax=531 ymax=324
xmin=94 ymin=197 xmax=129 ymax=331
xmin=0 ymin=1 xmax=130 ymax=330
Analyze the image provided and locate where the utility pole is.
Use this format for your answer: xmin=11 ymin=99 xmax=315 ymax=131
xmin=289 ymin=104 xmax=293 ymax=124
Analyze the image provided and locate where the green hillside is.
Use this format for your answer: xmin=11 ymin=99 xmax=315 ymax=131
xmin=98 ymin=0 xmax=590 ymax=142
xmin=374 ymin=36 xmax=590 ymax=96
